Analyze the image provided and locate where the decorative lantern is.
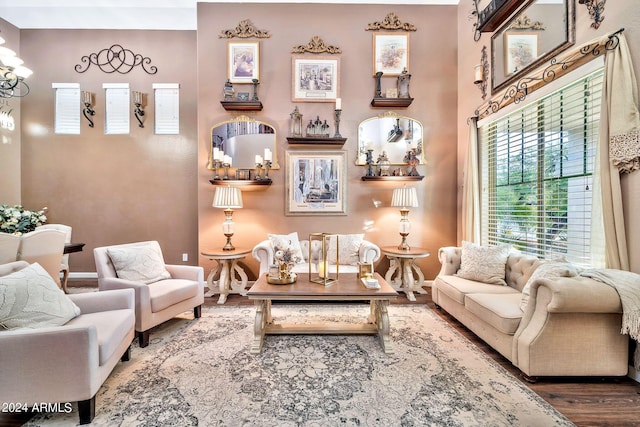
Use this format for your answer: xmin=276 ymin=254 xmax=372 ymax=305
xmin=309 ymin=233 xmax=339 ymax=286
xmin=290 ymin=106 xmax=303 ymax=137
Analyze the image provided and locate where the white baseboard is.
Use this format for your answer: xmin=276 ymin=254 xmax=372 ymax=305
xmin=69 ymin=272 xmax=98 ymax=280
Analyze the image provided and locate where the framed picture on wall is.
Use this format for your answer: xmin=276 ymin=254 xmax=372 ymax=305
xmin=228 ymin=41 xmax=260 ymax=83
xmin=373 ymin=32 xmax=409 ymax=76
xmin=292 ymin=56 xmax=340 ymax=102
xmin=286 ymin=150 xmax=347 ymax=216
xmin=504 ymin=32 xmax=538 ymax=75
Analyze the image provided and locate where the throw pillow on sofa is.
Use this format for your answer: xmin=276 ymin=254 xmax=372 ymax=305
xmin=107 ymin=243 xmax=171 ymax=284
xmin=328 ymin=234 xmax=364 ymax=265
xmin=456 ymin=241 xmax=511 ymax=286
xmin=0 ymin=262 xmax=81 ymax=330
xmin=268 ymin=232 xmax=306 ymax=264
xmin=520 ymin=260 xmax=582 ymax=311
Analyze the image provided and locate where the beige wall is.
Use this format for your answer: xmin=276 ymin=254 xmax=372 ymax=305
xmin=196 ymin=4 xmax=459 ymax=280
xmin=456 ymin=0 xmax=640 ymax=273
xmin=18 ymin=29 xmax=198 ymax=271
xmin=0 ymin=19 xmax=22 ymax=204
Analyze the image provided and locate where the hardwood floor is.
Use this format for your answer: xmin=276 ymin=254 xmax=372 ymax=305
xmin=2 ymin=284 xmax=639 ymax=426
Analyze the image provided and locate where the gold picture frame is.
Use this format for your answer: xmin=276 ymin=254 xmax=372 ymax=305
xmin=292 ymin=56 xmax=340 ymax=102
xmin=228 ymin=41 xmax=260 ymax=84
xmin=373 ymin=32 xmax=409 ymax=76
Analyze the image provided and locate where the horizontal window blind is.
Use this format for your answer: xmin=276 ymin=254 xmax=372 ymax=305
xmin=52 ymin=83 xmax=80 ymax=135
xmin=153 ymin=83 xmax=179 ymax=135
xmin=479 ymin=69 xmax=604 ymax=266
xmin=103 ymin=83 xmax=130 ymax=135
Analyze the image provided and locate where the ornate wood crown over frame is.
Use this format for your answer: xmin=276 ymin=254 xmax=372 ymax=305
xmin=291 ymin=36 xmax=341 ymax=54
xmin=366 ymin=12 xmax=417 ymax=31
xmin=219 ymin=19 xmax=271 ymax=39
xmin=508 ymin=14 xmax=545 ymax=30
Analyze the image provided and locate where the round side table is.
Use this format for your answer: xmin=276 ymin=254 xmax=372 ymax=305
xmin=201 ymin=248 xmax=251 ymax=304
xmin=380 ymin=246 xmax=430 ymax=302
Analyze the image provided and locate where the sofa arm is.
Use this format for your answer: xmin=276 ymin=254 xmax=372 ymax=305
xmin=166 ymin=264 xmax=204 ymax=284
xmin=437 ymin=246 xmax=461 ymax=276
xmin=360 ymin=240 xmax=380 ymax=263
xmin=0 ymin=324 xmax=99 ymax=401
xmin=530 ymin=276 xmax=622 ymax=314
xmin=69 ymin=288 xmax=134 ymax=314
xmin=252 ymin=240 xmax=274 ymax=275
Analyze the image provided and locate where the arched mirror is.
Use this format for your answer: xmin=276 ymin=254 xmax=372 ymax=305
xmin=356 ymin=112 xmax=424 ymax=165
xmin=208 ymin=115 xmax=280 ymax=170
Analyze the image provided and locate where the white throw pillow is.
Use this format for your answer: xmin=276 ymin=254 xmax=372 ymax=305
xmin=456 ymin=241 xmax=511 ymax=286
xmin=0 ymin=262 xmax=81 ymax=330
xmin=520 ymin=260 xmax=582 ymax=311
xmin=107 ymin=243 xmax=171 ymax=284
xmin=268 ymin=232 xmax=305 ymax=264
xmin=327 ymin=234 xmax=364 ymax=265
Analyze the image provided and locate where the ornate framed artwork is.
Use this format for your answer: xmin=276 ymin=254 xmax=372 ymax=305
xmin=228 ymin=41 xmax=259 ymax=84
xmin=504 ymin=32 xmax=538 ymax=75
xmin=286 ymin=150 xmax=347 ymax=216
xmin=373 ymin=32 xmax=409 ymax=76
xmin=292 ymin=56 xmax=340 ymax=102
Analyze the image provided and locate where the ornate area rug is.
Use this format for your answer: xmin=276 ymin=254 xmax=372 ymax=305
xmin=26 ymin=304 xmax=574 ymax=426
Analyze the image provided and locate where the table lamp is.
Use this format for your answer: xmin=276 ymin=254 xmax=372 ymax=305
xmin=213 ymin=186 xmax=243 ymax=251
xmin=391 ymin=185 xmax=419 ymax=250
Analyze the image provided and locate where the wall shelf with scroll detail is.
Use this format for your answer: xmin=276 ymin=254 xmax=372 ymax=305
xmin=370 ymin=98 xmax=413 ymax=108
xmin=361 ymin=176 xmax=424 ymax=182
xmin=220 ymin=101 xmax=263 ymax=111
xmin=209 ymin=179 xmax=272 ymax=189
xmin=286 ymin=137 xmax=347 ymax=146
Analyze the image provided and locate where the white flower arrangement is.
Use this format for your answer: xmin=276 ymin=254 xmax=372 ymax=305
xmin=274 ymin=247 xmax=302 ymax=272
xmin=0 ymin=204 xmax=48 ymax=235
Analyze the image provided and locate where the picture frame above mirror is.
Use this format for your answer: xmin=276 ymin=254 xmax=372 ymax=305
xmin=491 ymin=0 xmax=574 ymax=93
xmin=373 ymin=32 xmax=409 ymax=76
xmin=228 ymin=41 xmax=260 ymax=84
xmin=292 ymin=56 xmax=340 ymax=102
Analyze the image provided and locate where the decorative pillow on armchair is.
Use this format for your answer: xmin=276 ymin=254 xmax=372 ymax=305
xmin=455 ymin=241 xmax=511 ymax=286
xmin=520 ymin=260 xmax=582 ymax=311
xmin=268 ymin=232 xmax=305 ymax=264
xmin=328 ymin=234 xmax=364 ymax=265
xmin=0 ymin=262 xmax=81 ymax=330
xmin=107 ymin=243 xmax=171 ymax=284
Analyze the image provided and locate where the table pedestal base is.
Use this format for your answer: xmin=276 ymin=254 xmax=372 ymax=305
xmin=384 ymin=256 xmax=427 ymax=302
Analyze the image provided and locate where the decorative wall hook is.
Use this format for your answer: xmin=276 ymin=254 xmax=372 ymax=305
xmin=132 ymin=90 xmax=145 ymax=128
xmin=578 ymin=0 xmax=606 ymax=29
xmin=81 ymin=91 xmax=95 ymax=127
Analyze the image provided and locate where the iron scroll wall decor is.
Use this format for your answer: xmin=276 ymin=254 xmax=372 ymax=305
xmin=474 ymin=28 xmax=624 ymax=120
xmin=75 ymin=44 xmax=158 ymax=75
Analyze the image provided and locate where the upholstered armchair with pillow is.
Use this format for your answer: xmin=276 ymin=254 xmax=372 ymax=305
xmin=252 ymin=232 xmax=381 ymax=276
xmin=94 ymin=240 xmax=204 ymax=348
xmin=0 ymin=261 xmax=135 ymax=425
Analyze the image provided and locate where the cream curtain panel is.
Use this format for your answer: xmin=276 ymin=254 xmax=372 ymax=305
xmin=461 ymin=117 xmax=480 ymax=243
xmin=593 ymin=33 xmax=639 ymax=270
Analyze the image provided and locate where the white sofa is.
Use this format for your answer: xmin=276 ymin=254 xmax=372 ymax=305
xmin=433 ymin=246 xmax=629 ymax=380
xmin=252 ymin=236 xmax=380 ymax=276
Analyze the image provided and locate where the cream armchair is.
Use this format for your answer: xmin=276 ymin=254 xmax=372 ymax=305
xmin=252 ymin=234 xmax=381 ymax=276
xmin=0 ymin=261 xmax=135 ymax=425
xmin=94 ymin=241 xmax=205 ymax=348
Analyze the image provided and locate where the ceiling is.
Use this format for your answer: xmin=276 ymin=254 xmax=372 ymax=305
xmin=0 ymin=0 xmax=460 ymax=30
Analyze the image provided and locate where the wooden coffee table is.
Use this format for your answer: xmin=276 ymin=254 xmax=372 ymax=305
xmin=247 ymin=273 xmax=398 ymax=354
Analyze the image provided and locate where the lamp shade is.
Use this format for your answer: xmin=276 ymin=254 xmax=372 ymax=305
xmin=391 ymin=186 xmax=419 ymax=209
xmin=212 ymin=186 xmax=243 ymax=209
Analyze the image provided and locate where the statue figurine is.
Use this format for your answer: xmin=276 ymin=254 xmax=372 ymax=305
xmin=404 ymin=148 xmax=420 ymax=176
xmin=397 ymin=68 xmax=411 ymax=99
xmin=374 ymin=71 xmax=383 ymax=98
xmin=223 ymin=79 xmax=234 ymax=100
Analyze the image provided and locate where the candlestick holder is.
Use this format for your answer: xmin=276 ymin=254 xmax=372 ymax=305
xmin=82 ymin=102 xmax=96 ymax=128
xmin=134 ymin=102 xmax=145 ymax=128
xmin=254 ymin=162 xmax=263 ymax=180
xmin=222 ymin=162 xmax=230 ymax=180
xmin=212 ymin=160 xmax=222 ymax=180
xmin=263 ymin=160 xmax=272 ymax=180
xmin=333 ymin=109 xmax=342 ymax=138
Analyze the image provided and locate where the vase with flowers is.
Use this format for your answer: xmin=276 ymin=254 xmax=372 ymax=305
xmin=267 ymin=246 xmax=302 ymax=284
xmin=0 ymin=205 xmax=48 ymax=235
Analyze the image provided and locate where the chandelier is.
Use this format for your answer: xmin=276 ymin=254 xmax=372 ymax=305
xmin=0 ymin=36 xmax=32 ymax=98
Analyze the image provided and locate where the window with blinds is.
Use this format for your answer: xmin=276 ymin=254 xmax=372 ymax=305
xmin=479 ymin=69 xmax=604 ymax=266
xmin=103 ymin=83 xmax=130 ymax=134
xmin=52 ymin=83 xmax=80 ymax=135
